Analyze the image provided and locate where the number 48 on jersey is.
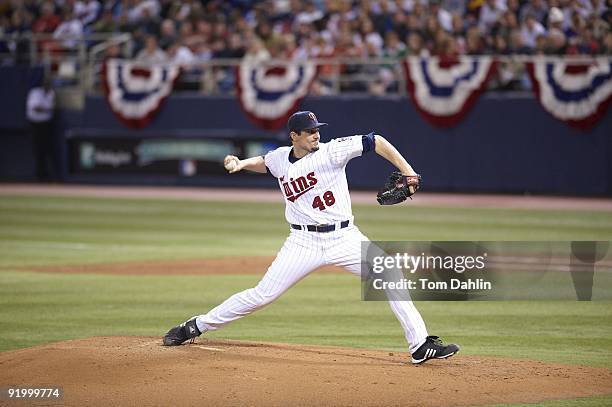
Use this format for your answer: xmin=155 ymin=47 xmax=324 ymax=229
xmin=312 ymin=191 xmax=336 ymax=211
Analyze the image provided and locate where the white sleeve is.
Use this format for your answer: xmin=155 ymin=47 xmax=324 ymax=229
xmin=327 ymin=136 xmax=364 ymax=167
xmin=26 ymin=90 xmax=36 ymax=119
xmin=264 ymin=148 xmax=283 ymax=178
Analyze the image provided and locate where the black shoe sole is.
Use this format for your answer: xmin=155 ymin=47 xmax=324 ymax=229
xmin=162 ymin=337 xmax=187 ymax=346
xmin=411 ymin=351 xmax=458 ymax=365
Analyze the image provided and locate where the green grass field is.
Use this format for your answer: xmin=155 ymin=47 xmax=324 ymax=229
xmin=1 ymin=194 xmax=611 ymax=406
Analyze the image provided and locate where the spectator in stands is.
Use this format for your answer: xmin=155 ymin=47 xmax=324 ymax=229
xmin=166 ymin=40 xmax=195 ymax=67
xmin=213 ymin=32 xmax=246 ymax=59
xmin=401 ymin=11 xmax=420 ymax=38
xmin=422 ymin=14 xmax=442 ymax=50
xmin=144 ymin=4 xmax=163 ymax=33
xmin=74 ymin=0 xmax=101 ymax=27
xmin=509 ymin=28 xmax=532 ymax=53
xmin=500 ymin=31 xmax=531 ymax=89
xmin=603 ymin=1 xmax=612 ymax=25
xmin=92 ymin=9 xmax=118 ymax=33
xmin=334 ymin=28 xmax=364 ymax=58
xmin=565 ymin=10 xmax=585 ymax=43
xmin=447 ymin=14 xmax=465 ymax=53
xmin=505 ymin=0 xmax=521 ymax=20
xmin=602 ymin=30 xmax=612 ymax=53
xmin=443 ymin=0 xmax=467 ymax=16
xmin=383 ymin=30 xmax=407 ymax=58
xmin=492 ymin=32 xmax=511 ymax=53
xmin=493 ymin=10 xmax=520 ymax=41
xmin=360 ymin=18 xmax=384 ymax=56
xmin=283 ymin=33 xmax=298 ymax=59
xmin=295 ymin=1 xmax=324 ymax=26
xmin=117 ymin=9 xmax=135 ymax=33
xmin=520 ymin=0 xmax=549 ymax=24
xmin=521 ymin=13 xmax=547 ymax=49
xmin=127 ymin=0 xmax=160 ymax=25
xmin=370 ymin=0 xmax=395 ymax=36
xmin=406 ymin=31 xmax=429 ymax=56
xmin=1 ymin=0 xmax=610 ymax=91
xmin=32 ymin=1 xmax=60 ymax=55
xmin=53 ymin=8 xmax=84 ymax=49
xmin=574 ymin=25 xmax=601 ymax=53
xmin=169 ymin=0 xmax=197 ymax=22
xmin=547 ymin=7 xmax=567 ymax=40
xmin=591 ymin=0 xmax=608 ymax=15
xmin=26 ymin=76 xmax=57 ymax=182
xmin=362 ymin=41 xmax=387 ymax=95
xmin=136 ymin=34 xmax=166 ymax=63
xmin=565 ymin=0 xmax=590 ymax=19
xmin=5 ymin=8 xmax=32 ymax=36
xmin=255 ymin=19 xmax=274 ymax=43
xmin=479 ymin=0 xmax=507 ymax=33
xmin=547 ymin=28 xmax=568 ymax=53
xmin=193 ymin=41 xmax=212 ymax=62
xmin=157 ymin=18 xmax=176 ymax=50
xmin=1 ymin=7 xmax=32 ymax=63
xmin=388 ymin=11 xmax=408 ymax=41
xmin=32 ymin=2 xmax=60 ymax=35
xmin=430 ymin=0 xmax=453 ymax=32
xmin=533 ymin=32 xmax=548 ymax=53
xmin=465 ymin=25 xmax=487 ymax=53
xmin=178 ymin=21 xmax=201 ymax=52
xmin=211 ymin=20 xmax=229 ymax=46
xmin=104 ymin=41 xmax=122 ymax=59
xmin=588 ymin=10 xmax=609 ymax=41
xmin=242 ymin=36 xmax=270 ymax=64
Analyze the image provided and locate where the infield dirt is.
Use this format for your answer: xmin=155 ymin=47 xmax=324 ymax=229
xmin=3 ymin=185 xmax=612 ymax=406
xmin=1 ymin=336 xmax=611 ymax=407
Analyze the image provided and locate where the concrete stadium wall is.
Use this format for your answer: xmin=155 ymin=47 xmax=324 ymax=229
xmin=2 ymin=65 xmax=610 ymax=195
xmin=81 ymin=94 xmax=612 ymax=195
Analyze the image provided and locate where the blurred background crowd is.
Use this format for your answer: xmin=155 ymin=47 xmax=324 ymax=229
xmin=0 ymin=0 xmax=610 ymax=93
xmin=2 ymin=0 xmax=610 ymax=60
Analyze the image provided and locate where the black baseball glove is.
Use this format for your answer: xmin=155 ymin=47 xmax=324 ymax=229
xmin=376 ymin=171 xmax=422 ymax=205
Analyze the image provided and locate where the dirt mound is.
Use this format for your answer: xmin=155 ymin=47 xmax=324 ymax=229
xmin=1 ymin=337 xmax=611 ymax=407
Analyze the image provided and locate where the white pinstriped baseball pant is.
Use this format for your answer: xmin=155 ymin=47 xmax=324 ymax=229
xmin=194 ymin=225 xmax=428 ymax=352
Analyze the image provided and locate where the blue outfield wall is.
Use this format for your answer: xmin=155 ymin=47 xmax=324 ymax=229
xmin=76 ymin=94 xmax=612 ymax=195
xmin=1 ymin=72 xmax=610 ymax=194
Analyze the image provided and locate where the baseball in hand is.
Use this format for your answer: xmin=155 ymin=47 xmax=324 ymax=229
xmin=224 ymin=156 xmax=239 ymax=172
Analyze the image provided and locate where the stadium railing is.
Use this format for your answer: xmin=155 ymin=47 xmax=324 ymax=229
xmin=1 ymin=32 xmax=608 ymax=99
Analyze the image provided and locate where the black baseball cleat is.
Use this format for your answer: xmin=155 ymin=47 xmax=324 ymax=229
xmin=410 ymin=336 xmax=460 ymax=365
xmin=162 ymin=318 xmax=201 ymax=346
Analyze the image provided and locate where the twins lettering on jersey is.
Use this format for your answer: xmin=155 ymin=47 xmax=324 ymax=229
xmin=280 ymin=172 xmax=318 ymax=202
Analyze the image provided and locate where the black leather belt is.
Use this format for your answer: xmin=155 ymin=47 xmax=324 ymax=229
xmin=291 ymin=220 xmax=350 ymax=233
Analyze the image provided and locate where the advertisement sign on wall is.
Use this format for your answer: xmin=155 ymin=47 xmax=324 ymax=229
xmin=68 ymin=135 xmax=280 ymax=177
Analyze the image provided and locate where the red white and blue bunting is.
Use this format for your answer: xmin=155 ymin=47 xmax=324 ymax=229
xmin=102 ymin=59 xmax=180 ymax=129
xmin=526 ymin=57 xmax=612 ymax=130
xmin=236 ymin=60 xmax=317 ymax=130
xmin=402 ymin=56 xmax=497 ymax=128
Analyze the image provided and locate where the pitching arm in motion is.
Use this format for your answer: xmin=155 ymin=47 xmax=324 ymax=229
xmin=373 ymin=135 xmax=418 ymax=176
xmin=223 ymin=155 xmax=267 ymax=174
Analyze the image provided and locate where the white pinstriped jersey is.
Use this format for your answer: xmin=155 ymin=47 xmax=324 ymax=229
xmin=264 ymin=136 xmax=365 ymax=225
xmin=197 ymin=131 xmax=430 ymax=353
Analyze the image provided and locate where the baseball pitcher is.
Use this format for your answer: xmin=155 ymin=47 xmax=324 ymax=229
xmin=163 ymin=111 xmax=459 ymax=364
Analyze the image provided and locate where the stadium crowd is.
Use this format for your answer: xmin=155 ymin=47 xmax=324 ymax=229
xmin=1 ymin=0 xmax=610 ymax=92
xmin=1 ymin=0 xmax=610 ymax=59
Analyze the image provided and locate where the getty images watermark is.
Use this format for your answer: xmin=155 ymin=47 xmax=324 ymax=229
xmin=361 ymin=241 xmax=612 ymax=301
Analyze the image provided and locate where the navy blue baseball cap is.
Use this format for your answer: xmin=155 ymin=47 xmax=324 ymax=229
xmin=287 ymin=111 xmax=328 ymax=133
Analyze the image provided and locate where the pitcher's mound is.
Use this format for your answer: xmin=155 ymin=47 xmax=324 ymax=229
xmin=1 ymin=337 xmax=611 ymax=407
